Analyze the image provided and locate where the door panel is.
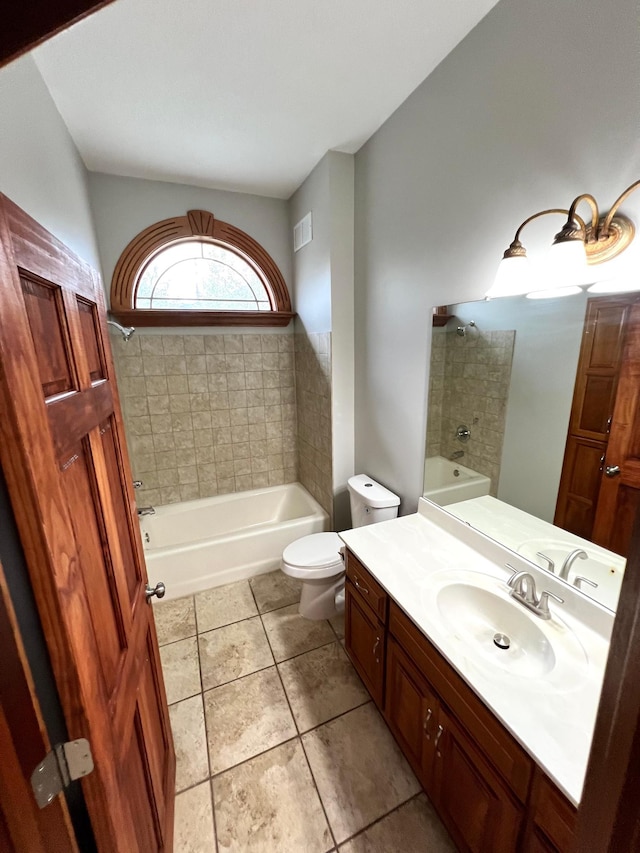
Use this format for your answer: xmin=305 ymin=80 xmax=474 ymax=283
xmin=0 ymin=194 xmax=175 ymax=851
xmin=593 ymin=303 xmax=640 ymax=556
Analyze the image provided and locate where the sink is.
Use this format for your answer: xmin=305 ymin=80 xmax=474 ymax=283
xmin=436 ymin=583 xmax=555 ymax=678
xmin=422 ymin=569 xmax=588 ymax=690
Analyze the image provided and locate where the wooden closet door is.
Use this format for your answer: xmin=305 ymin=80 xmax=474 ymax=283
xmin=0 ymin=195 xmax=175 ymax=851
xmin=592 ymin=303 xmax=640 ymax=556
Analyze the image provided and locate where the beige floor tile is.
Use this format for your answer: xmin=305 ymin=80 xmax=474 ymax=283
xmin=261 ymin=603 xmax=335 ymax=662
xmin=249 ymin=570 xmax=302 ymax=613
xmin=204 ymin=667 xmax=296 ymax=773
xmin=213 ymin=740 xmax=332 ymax=853
xmin=338 ymin=793 xmax=455 ymax=852
xmin=169 ymin=694 xmax=209 ymax=792
xmin=199 ymin=617 xmax=274 ymax=689
xmin=160 ymin=637 xmax=201 ymax=704
xmin=302 ymin=703 xmax=420 ymax=844
xmin=329 ymin=612 xmax=345 ymax=640
xmin=278 ymin=642 xmax=369 ymax=732
xmin=195 ymin=580 xmax=258 ymax=633
xmin=153 ymin=596 xmax=196 ymax=646
xmin=173 ymin=781 xmax=215 ymax=853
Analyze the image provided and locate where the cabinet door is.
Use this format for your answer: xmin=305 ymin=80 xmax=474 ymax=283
xmin=432 ymin=708 xmax=523 ymax=853
xmin=385 ymin=636 xmax=438 ymax=790
xmin=345 ymin=582 xmax=385 ymax=707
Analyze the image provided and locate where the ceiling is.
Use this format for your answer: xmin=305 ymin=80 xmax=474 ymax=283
xmin=33 ymin=0 xmax=500 ymax=199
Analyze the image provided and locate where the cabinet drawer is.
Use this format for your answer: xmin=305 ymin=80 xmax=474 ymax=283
xmin=526 ymin=770 xmax=577 ymax=852
xmin=389 ymin=601 xmax=533 ymax=803
xmin=346 ymin=550 xmax=388 ymax=621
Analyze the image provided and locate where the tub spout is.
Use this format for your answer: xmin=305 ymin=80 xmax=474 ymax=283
xmin=137 ymin=506 xmax=156 ymax=517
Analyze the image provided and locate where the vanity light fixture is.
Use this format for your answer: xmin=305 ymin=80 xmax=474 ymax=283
xmin=486 ymin=179 xmax=640 ymax=299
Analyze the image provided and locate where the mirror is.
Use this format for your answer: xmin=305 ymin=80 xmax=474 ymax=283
xmin=423 ymin=291 xmax=626 ymax=612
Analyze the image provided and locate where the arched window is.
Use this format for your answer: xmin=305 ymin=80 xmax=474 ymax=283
xmin=109 ymin=209 xmax=293 ymax=327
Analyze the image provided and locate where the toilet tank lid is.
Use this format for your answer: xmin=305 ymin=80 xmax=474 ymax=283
xmin=283 ymin=532 xmax=343 ymax=568
xmin=347 ymin=474 xmax=400 ymax=508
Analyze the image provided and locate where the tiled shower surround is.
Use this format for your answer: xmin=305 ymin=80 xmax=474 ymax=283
xmin=295 ymin=332 xmax=333 ymax=520
xmin=111 ymin=329 xmax=334 ymax=518
xmin=427 ymin=326 xmax=515 ymax=494
xmin=112 ymin=332 xmax=298 ymax=507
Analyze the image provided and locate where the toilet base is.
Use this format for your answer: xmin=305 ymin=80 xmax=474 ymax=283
xmin=298 ymin=574 xmax=344 ymax=620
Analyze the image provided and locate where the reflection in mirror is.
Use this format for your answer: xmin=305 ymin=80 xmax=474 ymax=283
xmin=424 ymin=292 xmax=634 ymax=612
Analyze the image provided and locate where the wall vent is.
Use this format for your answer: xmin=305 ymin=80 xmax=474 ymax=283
xmin=293 ymin=212 xmax=313 ymax=252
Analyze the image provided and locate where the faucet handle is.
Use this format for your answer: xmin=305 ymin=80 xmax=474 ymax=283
xmin=536 ymin=552 xmax=555 ymax=574
xmin=574 ymin=576 xmax=598 ymax=591
xmin=537 ymin=590 xmax=564 ymax=619
xmin=133 ymin=480 xmax=143 ymax=489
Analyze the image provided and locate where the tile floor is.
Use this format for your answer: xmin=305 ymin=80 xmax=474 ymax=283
xmin=155 ymin=570 xmax=455 ymax=852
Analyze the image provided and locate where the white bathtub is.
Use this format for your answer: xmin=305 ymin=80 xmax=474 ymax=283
xmin=140 ymin=483 xmax=329 ymax=600
xmin=423 ymin=456 xmax=491 ymax=507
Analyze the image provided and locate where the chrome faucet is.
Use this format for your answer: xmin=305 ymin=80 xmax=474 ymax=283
xmin=558 ymin=549 xmax=588 ymax=581
xmin=137 ymin=506 xmax=156 ymax=517
xmin=506 ymin=568 xmax=564 ymax=620
xmin=449 ymin=450 xmax=464 ymax=461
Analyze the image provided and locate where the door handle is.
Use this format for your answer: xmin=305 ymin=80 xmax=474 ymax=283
xmin=372 ymin=636 xmax=380 ymax=663
xmin=605 ymin=465 xmax=621 ymax=477
xmin=146 ymin=581 xmax=166 ymax=602
xmin=434 ymin=724 xmax=444 ymax=756
xmin=423 ymin=708 xmax=433 ymax=737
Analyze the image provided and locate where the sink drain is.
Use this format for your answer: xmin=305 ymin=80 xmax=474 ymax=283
xmin=493 ymin=633 xmax=511 ymax=650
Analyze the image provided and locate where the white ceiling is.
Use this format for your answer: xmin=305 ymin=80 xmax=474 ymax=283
xmin=33 ymin=0 xmax=499 ymax=199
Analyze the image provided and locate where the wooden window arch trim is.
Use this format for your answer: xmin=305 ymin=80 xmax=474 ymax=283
xmin=109 ymin=209 xmax=295 ymax=327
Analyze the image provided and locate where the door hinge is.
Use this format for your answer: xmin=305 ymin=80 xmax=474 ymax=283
xmin=30 ymin=739 xmax=94 ymax=809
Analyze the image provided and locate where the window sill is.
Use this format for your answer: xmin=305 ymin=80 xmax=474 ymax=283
xmin=109 ymin=309 xmax=296 ymax=328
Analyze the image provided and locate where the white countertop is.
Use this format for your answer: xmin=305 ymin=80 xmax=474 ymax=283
xmin=339 ymin=499 xmax=613 ymax=806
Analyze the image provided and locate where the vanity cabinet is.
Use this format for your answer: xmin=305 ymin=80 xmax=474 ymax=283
xmin=343 ymin=548 xmax=577 ymax=853
xmin=344 ymin=553 xmax=387 ymax=707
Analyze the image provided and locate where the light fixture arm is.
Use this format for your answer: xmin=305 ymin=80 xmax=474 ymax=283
xmin=565 ymin=193 xmax=599 ymax=240
xmin=602 ymin=179 xmax=640 ymax=237
xmin=503 ymin=208 xmax=587 ymax=260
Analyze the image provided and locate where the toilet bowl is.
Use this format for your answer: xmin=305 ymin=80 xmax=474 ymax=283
xmin=281 ymin=475 xmax=400 ymax=620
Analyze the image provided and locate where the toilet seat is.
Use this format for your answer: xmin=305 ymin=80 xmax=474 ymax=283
xmin=282 ymin=532 xmax=344 ymax=580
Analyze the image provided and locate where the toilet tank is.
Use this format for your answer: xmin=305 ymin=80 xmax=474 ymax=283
xmin=347 ymin=474 xmax=400 ymax=528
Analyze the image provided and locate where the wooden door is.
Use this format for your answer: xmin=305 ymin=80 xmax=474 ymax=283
xmin=0 ymin=195 xmax=175 ymax=851
xmin=555 ymin=296 xmax=631 ymax=539
xmin=592 ymin=302 xmax=640 ymax=555
xmin=344 ymin=584 xmax=385 ymax=707
xmin=431 ymin=708 xmax=523 ymax=853
xmin=0 ymin=562 xmax=78 ymax=852
xmin=384 ymin=636 xmax=438 ymax=791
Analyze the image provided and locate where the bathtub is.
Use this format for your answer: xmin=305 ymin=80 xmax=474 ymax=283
xmin=140 ymin=483 xmax=329 ymax=600
xmin=423 ymin=456 xmax=491 ymax=507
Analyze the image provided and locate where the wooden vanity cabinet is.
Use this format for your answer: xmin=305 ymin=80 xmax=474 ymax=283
xmin=521 ymin=770 xmax=578 ymax=853
xmin=344 ymin=552 xmax=387 ymax=707
xmin=343 ymin=548 xmax=577 ymax=852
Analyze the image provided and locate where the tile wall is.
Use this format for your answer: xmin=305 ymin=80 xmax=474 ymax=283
xmin=294 ymin=331 xmax=333 ymax=520
xmin=111 ymin=332 xmax=297 ymax=507
xmin=426 ymin=327 xmax=515 ymax=494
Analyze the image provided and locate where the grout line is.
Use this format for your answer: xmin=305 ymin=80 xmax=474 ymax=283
xmin=336 ymin=790 xmax=426 ymax=849
xmin=192 ymin=599 xmax=219 ymax=852
xmin=299 ymin=734 xmax=338 ymax=851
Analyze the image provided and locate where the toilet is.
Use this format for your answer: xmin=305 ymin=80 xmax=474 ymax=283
xmin=281 ymin=474 xmax=400 ymax=619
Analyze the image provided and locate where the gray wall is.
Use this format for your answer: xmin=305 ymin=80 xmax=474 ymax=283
xmin=354 ymin=0 xmax=640 ymax=514
xmin=290 ymin=152 xmax=355 ymax=527
xmin=88 ymin=172 xmax=293 ymax=304
xmin=0 ymin=55 xmax=100 ymax=270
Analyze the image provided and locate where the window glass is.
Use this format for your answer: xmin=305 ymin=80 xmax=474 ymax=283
xmin=135 ymin=240 xmax=271 ymax=311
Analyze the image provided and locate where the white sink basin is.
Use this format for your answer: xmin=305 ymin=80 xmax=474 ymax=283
xmin=422 ymin=569 xmax=588 ymax=691
xmin=436 ymin=583 xmax=556 ymax=678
